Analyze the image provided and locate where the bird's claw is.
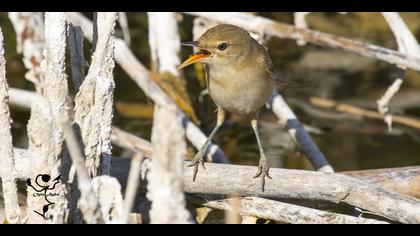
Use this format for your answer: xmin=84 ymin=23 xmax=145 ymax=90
xmin=253 ymin=155 xmax=270 ymax=192
xmin=188 ymin=149 xmax=206 ymax=181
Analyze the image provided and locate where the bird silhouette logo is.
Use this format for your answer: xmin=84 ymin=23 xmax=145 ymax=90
xmin=26 ymin=174 xmax=61 ymax=219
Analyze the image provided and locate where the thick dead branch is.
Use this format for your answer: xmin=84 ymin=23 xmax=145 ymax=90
xmin=0 ymin=27 xmax=20 ymax=224
xmin=8 ymin=12 xmax=45 ymax=92
xmin=191 ymin=195 xmax=388 ymax=224
xmin=146 ymin=12 xmax=191 ymax=224
xmin=147 ymin=107 xmax=192 ymax=223
xmin=66 ymin=12 xmax=228 ymax=164
xmin=26 ymin=12 xmax=69 ymax=224
xmin=39 ymin=12 xmax=69 ymax=223
xmin=42 ymin=13 xmax=69 ymax=122
xmin=91 ymin=176 xmax=124 ymax=223
xmin=343 ymin=166 xmax=420 ymax=199
xmin=310 ymin=97 xmax=420 ymax=130
xmin=184 ymin=162 xmax=420 ymax=224
xmin=74 ymin=12 xmax=118 ymax=177
xmin=7 ymin=88 xmax=420 ymax=202
xmin=15 ymin=150 xmax=420 ymax=191
xmin=148 ymin=13 xmax=181 ymax=76
xmin=12 ymin=149 xmax=420 ymax=223
xmin=184 ymin=12 xmax=420 ymax=72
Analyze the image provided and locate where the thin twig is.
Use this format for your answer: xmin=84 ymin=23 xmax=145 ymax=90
xmin=270 ymin=92 xmax=333 ymax=172
xmin=121 ymin=154 xmax=144 ymax=224
xmin=118 ymin=12 xmax=131 ymax=47
xmin=61 ymin=121 xmax=104 ymax=224
xmin=310 ymin=97 xmax=420 ymax=130
xmin=377 ymin=12 xmax=420 ymax=131
xmin=294 ymin=12 xmax=309 ymax=46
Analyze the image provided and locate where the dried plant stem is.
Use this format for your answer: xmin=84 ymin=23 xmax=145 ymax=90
xmin=121 ymin=154 xmax=144 ymax=224
xmin=310 ymin=97 xmax=420 ymax=130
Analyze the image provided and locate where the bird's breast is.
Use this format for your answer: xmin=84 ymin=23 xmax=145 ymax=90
xmin=206 ymin=65 xmax=274 ymax=116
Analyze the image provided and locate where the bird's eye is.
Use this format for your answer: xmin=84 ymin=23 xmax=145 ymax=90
xmin=217 ymin=42 xmax=228 ymax=51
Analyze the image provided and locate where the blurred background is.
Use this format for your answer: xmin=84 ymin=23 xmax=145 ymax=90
xmin=1 ymin=12 xmax=420 ymax=172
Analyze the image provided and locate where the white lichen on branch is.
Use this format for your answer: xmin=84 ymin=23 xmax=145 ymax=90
xmin=0 ymin=27 xmax=21 ymax=224
xmin=74 ymin=12 xmax=118 ymax=177
xmin=146 ymin=12 xmax=191 ymax=224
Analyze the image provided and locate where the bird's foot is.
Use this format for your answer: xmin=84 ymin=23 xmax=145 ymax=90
xmin=253 ymin=154 xmax=271 ymax=192
xmin=188 ymin=148 xmax=206 ymax=181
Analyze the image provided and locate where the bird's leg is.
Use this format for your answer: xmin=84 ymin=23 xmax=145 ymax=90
xmin=189 ymin=107 xmax=225 ymax=181
xmin=251 ymin=115 xmax=271 ymax=192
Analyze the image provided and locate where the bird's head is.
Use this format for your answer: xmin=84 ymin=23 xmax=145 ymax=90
xmin=178 ymin=24 xmax=253 ymax=69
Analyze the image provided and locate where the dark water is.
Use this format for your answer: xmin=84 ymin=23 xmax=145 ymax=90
xmin=1 ymin=12 xmax=420 ymax=172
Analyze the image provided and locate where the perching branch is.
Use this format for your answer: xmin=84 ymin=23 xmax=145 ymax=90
xmin=181 ymin=162 xmax=420 ymax=224
xmin=0 ymin=27 xmax=20 ymax=224
xmin=11 ymin=149 xmax=420 ymax=223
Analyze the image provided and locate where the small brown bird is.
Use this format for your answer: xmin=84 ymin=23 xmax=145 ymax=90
xmin=179 ymin=24 xmax=275 ymax=191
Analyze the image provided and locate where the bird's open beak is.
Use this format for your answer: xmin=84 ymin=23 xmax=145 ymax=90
xmin=178 ymin=41 xmax=211 ymax=69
